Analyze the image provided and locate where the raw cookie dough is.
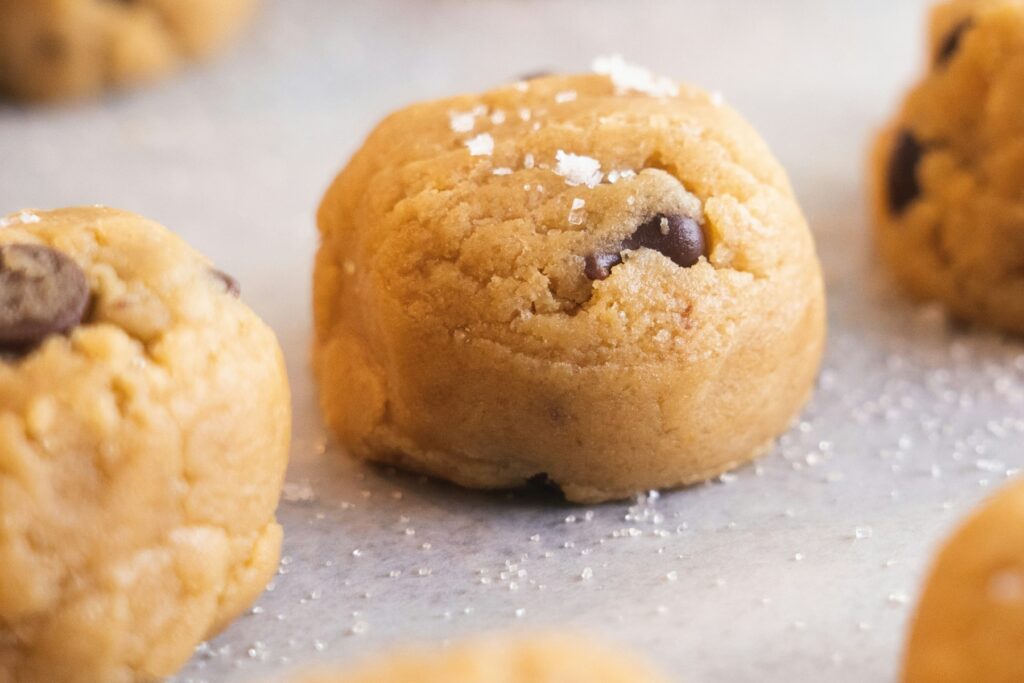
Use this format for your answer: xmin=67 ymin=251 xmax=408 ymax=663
xmin=0 ymin=207 xmax=291 ymax=683
xmin=314 ymin=61 xmax=826 ymax=503
xmin=284 ymin=634 xmax=672 ymax=683
xmin=0 ymin=0 xmax=257 ymax=101
xmin=870 ymin=0 xmax=1024 ymax=335
xmin=903 ymin=479 xmax=1024 ymax=683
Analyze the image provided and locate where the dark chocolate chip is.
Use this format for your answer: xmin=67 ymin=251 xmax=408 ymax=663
xmin=887 ymin=131 xmax=924 ymax=216
xmin=936 ymin=20 xmax=973 ymax=65
xmin=584 ymin=213 xmax=707 ymax=281
xmin=0 ymin=244 xmax=90 ymax=349
xmin=518 ymin=70 xmax=553 ymax=81
xmin=584 ymin=252 xmax=621 ymax=281
xmin=523 ymin=473 xmax=566 ymax=500
xmin=210 ymin=268 xmax=240 ymax=297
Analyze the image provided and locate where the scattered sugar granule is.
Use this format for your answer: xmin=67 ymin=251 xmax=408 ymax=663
xmin=555 ymin=150 xmax=603 ymax=188
xmin=491 ymin=110 xmax=507 ymax=125
xmin=492 ymin=167 xmax=513 ymax=176
xmin=518 ymin=108 xmax=532 ymax=122
xmin=555 ymin=90 xmax=578 ymax=104
xmin=524 ymin=153 xmax=535 ymax=169
xmin=465 ymin=133 xmax=494 ymax=157
xmin=592 ymin=54 xmax=679 ymax=98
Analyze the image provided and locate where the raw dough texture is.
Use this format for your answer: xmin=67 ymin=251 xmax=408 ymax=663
xmin=314 ymin=64 xmax=825 ymax=503
xmin=0 ymin=0 xmax=256 ymax=101
xmin=285 ymin=634 xmax=672 ymax=683
xmin=903 ymin=479 xmax=1024 ymax=683
xmin=0 ymin=207 xmax=290 ymax=683
xmin=870 ymin=0 xmax=1024 ymax=334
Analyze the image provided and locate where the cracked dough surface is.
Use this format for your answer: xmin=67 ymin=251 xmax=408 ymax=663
xmin=314 ymin=71 xmax=825 ymax=503
xmin=286 ymin=634 xmax=672 ymax=683
xmin=0 ymin=207 xmax=290 ymax=683
xmin=903 ymin=479 xmax=1024 ymax=683
xmin=870 ymin=0 xmax=1024 ymax=335
xmin=0 ymin=0 xmax=256 ymax=101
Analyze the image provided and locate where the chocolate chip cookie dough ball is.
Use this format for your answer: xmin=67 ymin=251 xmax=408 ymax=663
xmin=0 ymin=207 xmax=290 ymax=683
xmin=903 ymin=479 xmax=1024 ymax=683
xmin=870 ymin=0 xmax=1024 ymax=334
xmin=0 ymin=0 xmax=257 ymax=101
xmin=314 ymin=61 xmax=825 ymax=503
xmin=284 ymin=634 xmax=672 ymax=683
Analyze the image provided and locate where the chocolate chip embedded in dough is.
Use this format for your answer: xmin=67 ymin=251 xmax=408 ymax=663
xmin=887 ymin=131 xmax=925 ymax=215
xmin=583 ymin=213 xmax=707 ymax=281
xmin=210 ymin=268 xmax=241 ymax=298
xmin=0 ymin=244 xmax=90 ymax=349
xmin=937 ymin=20 xmax=973 ymax=65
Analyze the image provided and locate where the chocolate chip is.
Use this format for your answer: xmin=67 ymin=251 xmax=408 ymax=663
xmin=523 ymin=473 xmax=565 ymax=500
xmin=584 ymin=252 xmax=621 ymax=281
xmin=584 ymin=213 xmax=707 ymax=281
xmin=936 ymin=20 xmax=973 ymax=65
xmin=887 ymin=131 xmax=924 ymax=215
xmin=210 ymin=268 xmax=240 ymax=297
xmin=0 ymin=245 xmax=89 ymax=349
xmin=518 ymin=70 xmax=552 ymax=81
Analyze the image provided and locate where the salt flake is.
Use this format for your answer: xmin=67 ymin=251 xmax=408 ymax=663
xmin=592 ymin=54 xmax=679 ymax=98
xmin=555 ymin=150 xmax=603 ymax=188
xmin=465 ymin=133 xmax=494 ymax=157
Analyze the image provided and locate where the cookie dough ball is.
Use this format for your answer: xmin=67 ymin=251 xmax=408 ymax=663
xmin=0 ymin=0 xmax=257 ymax=101
xmin=870 ymin=0 xmax=1024 ymax=335
xmin=286 ymin=634 xmax=672 ymax=683
xmin=314 ymin=62 xmax=826 ymax=503
xmin=903 ymin=479 xmax=1024 ymax=683
xmin=0 ymin=207 xmax=290 ymax=683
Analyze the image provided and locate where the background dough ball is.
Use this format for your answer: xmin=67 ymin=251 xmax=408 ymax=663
xmin=314 ymin=67 xmax=825 ymax=503
xmin=0 ymin=0 xmax=257 ymax=102
xmin=0 ymin=207 xmax=290 ymax=683
xmin=284 ymin=634 xmax=672 ymax=683
xmin=870 ymin=0 xmax=1024 ymax=335
xmin=903 ymin=479 xmax=1024 ymax=683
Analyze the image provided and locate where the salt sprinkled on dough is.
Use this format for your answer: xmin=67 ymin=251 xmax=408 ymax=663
xmin=490 ymin=110 xmax=507 ymax=125
xmin=524 ymin=153 xmax=535 ymax=169
xmin=607 ymin=169 xmax=637 ymax=184
xmin=465 ymin=133 xmax=494 ymax=157
xmin=592 ymin=54 xmax=679 ymax=98
xmin=555 ymin=90 xmax=578 ymax=103
xmin=492 ymin=167 xmax=513 ymax=176
xmin=449 ymin=105 xmax=487 ymax=133
xmin=555 ymin=150 xmax=603 ymax=188
xmin=0 ymin=210 xmax=41 ymax=228
xmin=568 ymin=197 xmax=586 ymax=225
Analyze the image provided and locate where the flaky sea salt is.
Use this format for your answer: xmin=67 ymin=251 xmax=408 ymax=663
xmin=492 ymin=167 xmax=513 ymax=176
xmin=555 ymin=150 xmax=603 ymax=188
xmin=449 ymin=105 xmax=487 ymax=133
xmin=607 ymin=169 xmax=637 ymax=184
xmin=465 ymin=133 xmax=494 ymax=156
xmin=592 ymin=54 xmax=679 ymax=98
xmin=555 ymin=90 xmax=578 ymax=103
xmin=524 ymin=153 xmax=535 ymax=169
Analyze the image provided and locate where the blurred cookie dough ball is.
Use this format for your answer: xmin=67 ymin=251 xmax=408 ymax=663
xmin=0 ymin=0 xmax=257 ymax=101
xmin=903 ymin=479 xmax=1024 ymax=682
xmin=284 ymin=634 xmax=672 ymax=683
xmin=870 ymin=0 xmax=1024 ymax=334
